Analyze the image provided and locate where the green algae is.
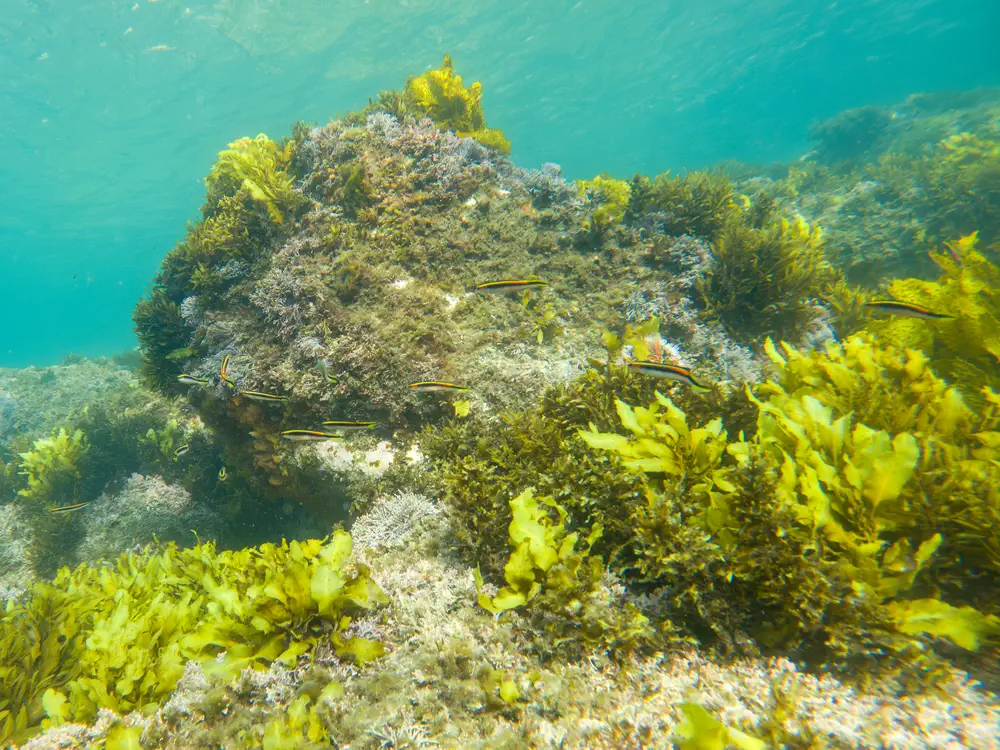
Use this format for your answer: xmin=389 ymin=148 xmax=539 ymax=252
xmin=402 ymin=54 xmax=511 ymax=154
xmin=206 ymin=134 xmax=302 ymax=225
xmin=628 ymin=170 xmax=738 ymax=241
xmin=0 ymin=532 xmax=384 ymax=745
xmin=15 ymin=428 xmax=88 ymax=578
xmin=868 ymin=238 xmax=1000 ymax=400
xmin=578 ymin=173 xmax=632 ymax=230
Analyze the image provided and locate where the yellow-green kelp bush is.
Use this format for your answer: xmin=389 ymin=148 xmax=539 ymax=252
xmin=755 ymin=334 xmax=1000 ymax=607
xmin=420 ymin=365 xmax=756 ymax=579
xmin=579 ymin=333 xmax=1000 ymax=667
xmin=867 ymin=237 xmax=1000 ymax=399
xmin=401 ymin=54 xmax=511 ymax=154
xmin=450 ymin=333 xmax=1000 ymax=675
xmin=577 ymin=173 xmax=632 ymax=230
xmin=628 ymin=170 xmax=738 ymax=242
xmin=206 ymin=134 xmax=302 ymax=225
xmin=699 ymin=212 xmax=836 ymax=343
xmin=0 ymin=531 xmax=384 ymax=746
xmin=14 ymin=429 xmax=88 ymax=577
xmin=472 ymin=487 xmax=655 ymax=656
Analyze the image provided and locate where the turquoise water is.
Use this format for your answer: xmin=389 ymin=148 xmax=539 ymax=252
xmin=1 ymin=0 xmax=997 ymax=367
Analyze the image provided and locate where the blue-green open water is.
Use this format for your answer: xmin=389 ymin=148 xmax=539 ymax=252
xmin=2 ymin=0 xmax=998 ymax=366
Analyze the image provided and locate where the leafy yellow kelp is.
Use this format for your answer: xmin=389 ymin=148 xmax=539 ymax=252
xmin=17 ymin=428 xmax=88 ymax=508
xmin=758 ymin=334 xmax=1000 ymax=603
xmin=871 ymin=237 xmax=1000 ymax=398
xmin=673 ymin=703 xmax=765 ymax=750
xmin=402 ymin=54 xmax=510 ymax=154
xmin=474 ymin=488 xmax=602 ymax=613
xmin=207 ymin=133 xmax=299 ymax=223
xmin=473 ymin=488 xmax=652 ymax=652
xmin=16 ymin=428 xmax=89 ymax=576
xmin=579 ymin=394 xmax=733 ymax=538
xmin=578 ymin=174 xmax=632 ymax=229
xmin=580 ymin=334 xmax=1000 ymax=663
xmin=0 ymin=532 xmax=385 ymax=745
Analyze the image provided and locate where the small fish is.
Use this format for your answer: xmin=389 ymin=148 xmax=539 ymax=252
xmin=321 ymin=420 xmax=377 ymax=431
xmin=317 ymin=358 xmax=337 ymax=384
xmin=409 ymin=381 xmax=470 ymax=392
xmin=628 ymin=361 xmax=711 ymax=392
xmin=864 ymin=300 xmax=954 ymax=320
xmin=280 ymin=429 xmax=343 ymax=442
xmin=942 ymin=242 xmax=964 ymax=267
xmin=177 ymin=374 xmax=209 ymax=385
xmin=239 ymin=390 xmax=289 ymax=403
xmin=50 ymin=502 xmax=90 ymax=513
xmin=174 ymin=444 xmax=190 ymax=458
xmin=219 ymin=353 xmax=236 ymax=390
xmin=475 ymin=279 xmax=549 ymax=293
xmin=218 ymin=467 xmax=227 ymax=481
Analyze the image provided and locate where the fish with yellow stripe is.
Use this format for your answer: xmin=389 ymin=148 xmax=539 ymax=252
xmin=410 ymin=381 xmax=469 ymax=393
xmin=219 ymin=353 xmax=237 ymax=390
xmin=475 ymin=279 xmax=549 ymax=293
xmin=50 ymin=501 xmax=89 ymax=513
xmin=280 ymin=429 xmax=343 ymax=442
xmin=322 ymin=420 xmax=377 ymax=431
xmin=864 ymin=300 xmax=954 ymax=321
xmin=238 ymin=389 xmax=288 ymax=403
xmin=627 ymin=361 xmax=711 ymax=392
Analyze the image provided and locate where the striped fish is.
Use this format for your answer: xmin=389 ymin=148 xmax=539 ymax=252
xmin=219 ymin=353 xmax=237 ymax=390
xmin=864 ymin=300 xmax=954 ymax=321
xmin=321 ymin=420 xmax=377 ymax=431
xmin=177 ymin=374 xmax=209 ymax=385
xmin=628 ymin=361 xmax=711 ymax=392
xmin=410 ymin=381 xmax=470 ymax=392
xmin=50 ymin=502 xmax=90 ymax=513
xmin=174 ymin=444 xmax=190 ymax=458
xmin=280 ymin=430 xmax=343 ymax=442
xmin=475 ymin=279 xmax=549 ymax=293
xmin=239 ymin=390 xmax=289 ymax=403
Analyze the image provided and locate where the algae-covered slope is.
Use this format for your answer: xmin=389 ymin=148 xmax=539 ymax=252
xmin=749 ymin=88 xmax=1000 ymax=283
xmin=0 ymin=358 xmax=137 ymax=447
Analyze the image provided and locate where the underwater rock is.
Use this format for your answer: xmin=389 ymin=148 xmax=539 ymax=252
xmin=768 ymin=87 xmax=1000 ymax=282
xmin=135 ymin=99 xmax=848 ymax=515
xmin=0 ymin=504 xmax=31 ymax=601
xmin=0 ymin=360 xmax=136 ymax=445
xmin=808 ymin=104 xmax=893 ymax=164
xmin=74 ymin=473 xmax=225 ymax=564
